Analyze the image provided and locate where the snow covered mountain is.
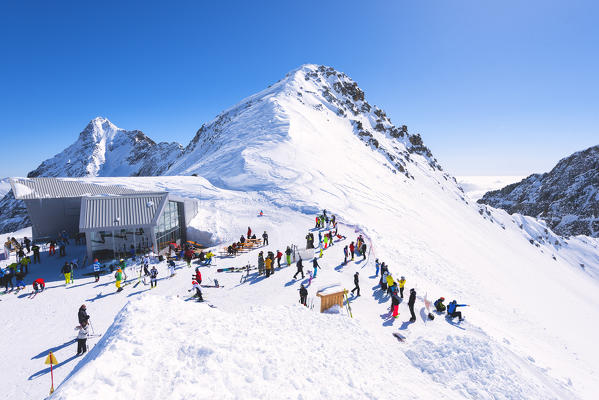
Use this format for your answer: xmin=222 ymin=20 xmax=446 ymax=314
xmin=479 ymin=145 xmax=599 ymax=237
xmin=27 ymin=117 xmax=183 ymax=178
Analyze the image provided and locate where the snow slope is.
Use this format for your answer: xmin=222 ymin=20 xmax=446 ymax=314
xmin=27 ymin=117 xmax=183 ymax=178
xmin=2 ymin=65 xmax=599 ymax=399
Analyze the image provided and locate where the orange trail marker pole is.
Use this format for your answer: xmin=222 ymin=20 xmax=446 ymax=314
xmin=45 ymin=351 xmax=58 ymax=394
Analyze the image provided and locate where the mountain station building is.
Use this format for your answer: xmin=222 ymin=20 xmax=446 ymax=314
xmin=9 ymin=177 xmax=198 ymax=261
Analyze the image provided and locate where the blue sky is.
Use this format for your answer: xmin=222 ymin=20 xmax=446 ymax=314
xmin=1 ymin=0 xmax=597 ymax=177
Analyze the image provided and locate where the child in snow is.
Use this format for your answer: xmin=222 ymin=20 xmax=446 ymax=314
xmin=189 ymin=280 xmax=203 ymax=301
xmin=32 ymin=278 xmax=45 ymax=292
xmin=75 ymin=323 xmax=89 ymax=356
xmin=434 ymin=297 xmax=446 ymax=312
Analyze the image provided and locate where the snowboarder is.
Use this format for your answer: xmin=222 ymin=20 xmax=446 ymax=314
xmin=285 ymin=246 xmax=292 ymax=267
xmin=434 ymin=297 xmax=446 ymax=312
xmin=61 ymin=262 xmax=72 ymax=285
xmin=150 ymin=266 xmax=158 ymax=288
xmin=93 ymin=259 xmax=101 ymax=282
xmin=32 ymin=278 xmax=45 ymax=292
xmin=349 ymin=242 xmax=355 ymax=261
xmin=398 ymin=276 xmax=406 ymax=298
xmin=299 ymin=284 xmax=308 ymax=306
xmin=189 ymin=280 xmax=203 ymax=301
xmin=447 ymin=300 xmax=467 ymax=321
xmin=408 ymin=288 xmax=417 ymax=322
xmin=293 ymin=257 xmax=304 ymax=279
xmin=351 ymin=272 xmax=360 ymax=297
xmin=76 ymin=323 xmax=89 ymax=356
xmin=115 ymin=268 xmax=123 ymax=292
xmin=276 ymin=250 xmax=283 ymax=268
xmin=312 ymin=258 xmax=321 ymax=278
xmin=262 ymin=231 xmax=269 ymax=246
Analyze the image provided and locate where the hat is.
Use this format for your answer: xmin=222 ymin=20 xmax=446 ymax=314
xmin=120 ymin=259 xmax=124 ymax=262
xmin=440 ymin=297 xmax=445 ymax=301
xmin=401 ymin=276 xmax=405 ymax=280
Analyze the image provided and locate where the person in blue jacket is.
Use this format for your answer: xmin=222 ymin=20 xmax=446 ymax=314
xmin=447 ymin=300 xmax=467 ymax=321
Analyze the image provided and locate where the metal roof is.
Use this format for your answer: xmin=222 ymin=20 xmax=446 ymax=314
xmin=79 ymin=193 xmax=169 ymax=231
xmin=9 ymin=177 xmax=140 ymax=200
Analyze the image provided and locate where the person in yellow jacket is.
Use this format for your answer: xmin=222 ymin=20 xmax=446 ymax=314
xmin=204 ymin=251 xmax=214 ymax=265
xmin=386 ymin=273 xmax=395 ymax=295
xmin=398 ymin=276 xmax=406 ymax=299
xmin=265 ymin=257 xmax=273 ymax=277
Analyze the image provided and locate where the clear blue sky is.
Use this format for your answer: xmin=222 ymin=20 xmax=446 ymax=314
xmin=1 ymin=0 xmax=597 ymax=177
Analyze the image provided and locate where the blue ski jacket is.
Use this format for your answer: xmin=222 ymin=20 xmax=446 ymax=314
xmin=447 ymin=302 xmax=466 ymax=314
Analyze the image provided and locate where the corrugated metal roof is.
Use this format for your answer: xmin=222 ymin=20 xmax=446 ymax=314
xmin=9 ymin=177 xmax=140 ymax=199
xmin=79 ymin=193 xmax=169 ymax=231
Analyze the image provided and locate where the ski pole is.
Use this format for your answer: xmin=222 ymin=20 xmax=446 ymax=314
xmin=89 ymin=320 xmax=95 ymax=335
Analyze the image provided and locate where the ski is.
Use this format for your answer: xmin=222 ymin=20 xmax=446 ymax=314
xmin=392 ymin=332 xmax=406 ymax=342
xmin=200 ymin=285 xmax=224 ymax=288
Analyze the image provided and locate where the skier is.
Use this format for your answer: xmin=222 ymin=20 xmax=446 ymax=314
xmin=23 ymin=236 xmax=31 ymax=253
xmin=49 ymin=240 xmax=56 ymax=256
xmin=285 ymin=246 xmax=292 ymax=267
xmin=380 ymin=271 xmax=389 ymax=292
xmin=391 ymin=286 xmax=400 ymax=318
xmin=312 ymin=258 xmax=321 ymax=278
xmin=115 ymin=268 xmax=123 ymax=292
xmin=204 ymin=251 xmax=214 ymax=265
xmin=434 ymin=297 xmax=446 ymax=312
xmin=375 ymin=259 xmax=380 ymax=276
xmin=262 ymin=231 xmax=269 ymax=246
xmin=349 ymin=242 xmax=355 ymax=261
xmin=2 ymin=267 xmax=13 ymax=291
xmin=58 ymin=239 xmax=66 ymax=257
xmin=184 ymin=247 xmax=194 ymax=268
xmin=15 ymin=272 xmax=26 ymax=290
xmin=189 ymin=280 xmax=203 ymax=301
xmin=61 ymin=262 xmax=72 ymax=285
xmin=318 ymin=231 xmax=323 ymax=247
xmin=276 ymin=250 xmax=283 ymax=268
xmin=398 ymin=276 xmax=406 ymax=298
xmin=194 ymin=267 xmax=202 ymax=285
xmin=258 ymin=251 xmax=265 ymax=275
xmin=118 ymin=259 xmax=128 ymax=280
xmin=78 ymin=304 xmax=90 ymax=326
xmin=323 ymin=233 xmax=329 ymax=249
xmin=20 ymin=256 xmax=30 ymax=274
xmin=351 ymin=272 xmax=360 ymax=297
xmin=293 ymin=257 xmax=304 ymax=279
xmin=150 ymin=265 xmax=158 ymax=288
xmin=343 ymin=245 xmax=348 ymax=264
xmin=93 ymin=259 xmax=101 ymax=282
xmin=408 ymin=288 xmax=417 ymax=322
xmin=299 ymin=284 xmax=308 ymax=306
xmin=265 ymin=256 xmax=273 ymax=277
xmin=32 ymin=278 xmax=45 ymax=292
xmin=447 ymin=300 xmax=467 ymax=321
xmin=32 ymin=244 xmax=40 ymax=264
xmin=76 ymin=323 xmax=89 ymax=356
xmin=168 ymin=259 xmax=176 ymax=277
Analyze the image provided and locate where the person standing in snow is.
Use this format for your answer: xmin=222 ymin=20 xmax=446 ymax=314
xmin=32 ymin=244 xmax=40 ymax=264
xmin=76 ymin=323 xmax=89 ymax=356
xmin=386 ymin=273 xmax=395 ymax=295
xmin=61 ymin=262 xmax=72 ymax=286
xmin=168 ymin=259 xmax=176 ymax=277
xmin=285 ymin=246 xmax=292 ymax=267
xmin=312 ymin=258 xmax=321 ymax=278
xmin=306 ymin=233 xmax=312 ymax=249
xmin=184 ymin=247 xmax=194 ymax=268
xmin=194 ymin=267 xmax=202 ymax=285
xmin=299 ymin=284 xmax=308 ymax=306
xmin=293 ymin=257 xmax=304 ymax=279
xmin=349 ymin=242 xmax=355 ymax=261
xmin=258 ymin=251 xmax=265 ymax=275
xmin=2 ymin=267 xmax=13 ymax=291
xmin=391 ymin=286 xmax=400 ymax=318
xmin=15 ymin=271 xmax=26 ymax=290
xmin=204 ymin=251 xmax=214 ymax=265
xmin=189 ymin=280 xmax=203 ymax=301
xmin=408 ymin=288 xmax=417 ymax=322
xmin=265 ymin=256 xmax=273 ymax=277
xmin=49 ymin=240 xmax=56 ymax=256
xmin=115 ymin=268 xmax=123 ymax=292
xmin=143 ymin=255 xmax=150 ymax=276
xmin=58 ymin=239 xmax=66 ymax=257
xmin=380 ymin=270 xmax=389 ymax=292
xmin=150 ymin=265 xmax=158 ymax=288
xmin=398 ymin=276 xmax=406 ymax=299
xmin=247 ymin=227 xmax=252 ymax=239
xmin=351 ymin=272 xmax=360 ymax=297
xmin=23 ymin=236 xmax=31 ymax=253
xmin=119 ymin=259 xmax=128 ymax=281
xmin=262 ymin=231 xmax=269 ymax=246
xmin=78 ymin=304 xmax=90 ymax=326
xmin=318 ymin=231 xmax=323 ymax=248
xmin=93 ymin=259 xmax=101 ymax=282
xmin=375 ymin=259 xmax=380 ymax=276
xmin=343 ymin=245 xmax=349 ymax=265
xmin=361 ymin=242 xmax=367 ymax=260
xmin=276 ymin=250 xmax=283 ymax=268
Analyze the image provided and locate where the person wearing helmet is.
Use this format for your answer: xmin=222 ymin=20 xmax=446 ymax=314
xmin=115 ymin=268 xmax=123 ymax=292
xmin=119 ymin=259 xmax=127 ymax=281
xmin=375 ymin=259 xmax=380 ymax=276
xmin=434 ymin=297 xmax=446 ymax=312
xmin=447 ymin=300 xmax=468 ymax=321
xmin=189 ymin=279 xmax=203 ymax=301
xmin=93 ymin=258 xmax=101 ymax=282
xmin=398 ymin=276 xmax=406 ymax=298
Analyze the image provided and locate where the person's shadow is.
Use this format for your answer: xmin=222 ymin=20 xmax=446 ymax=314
xmin=31 ymin=340 xmax=76 ymax=360
xmin=28 ymin=354 xmax=80 ymax=380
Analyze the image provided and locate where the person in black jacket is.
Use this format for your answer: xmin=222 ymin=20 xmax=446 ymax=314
xmin=32 ymin=244 xmax=41 ymax=264
xmin=23 ymin=237 xmax=31 ymax=253
xmin=262 ymin=231 xmax=269 ymax=246
xmin=351 ymin=272 xmax=360 ymax=297
xmin=408 ymin=288 xmax=417 ymax=322
xmin=78 ymin=304 xmax=90 ymax=326
xmin=299 ymin=284 xmax=308 ymax=306
xmin=293 ymin=257 xmax=304 ymax=279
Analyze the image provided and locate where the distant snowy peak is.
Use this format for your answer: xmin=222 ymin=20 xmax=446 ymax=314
xmin=27 ymin=117 xmax=183 ymax=178
xmin=479 ymin=145 xmax=599 ymax=237
xmin=168 ymin=64 xmax=445 ymax=189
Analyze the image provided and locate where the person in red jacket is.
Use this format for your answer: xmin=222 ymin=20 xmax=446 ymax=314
xmin=247 ymin=227 xmax=252 ymax=239
xmin=194 ymin=267 xmax=202 ymax=285
xmin=276 ymin=250 xmax=283 ymax=268
xmin=349 ymin=242 xmax=355 ymax=261
xmin=184 ymin=248 xmax=194 ymax=268
xmin=33 ymin=278 xmax=45 ymax=292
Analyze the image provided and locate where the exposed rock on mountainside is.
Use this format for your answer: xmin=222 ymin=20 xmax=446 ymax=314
xmin=479 ymin=145 xmax=599 ymax=237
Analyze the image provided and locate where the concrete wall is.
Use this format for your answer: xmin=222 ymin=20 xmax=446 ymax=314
xmin=25 ymin=198 xmax=81 ymax=242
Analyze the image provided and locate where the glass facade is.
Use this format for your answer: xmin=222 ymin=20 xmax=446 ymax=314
xmin=155 ymin=201 xmax=184 ymax=253
xmin=90 ymin=228 xmax=154 ymax=261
